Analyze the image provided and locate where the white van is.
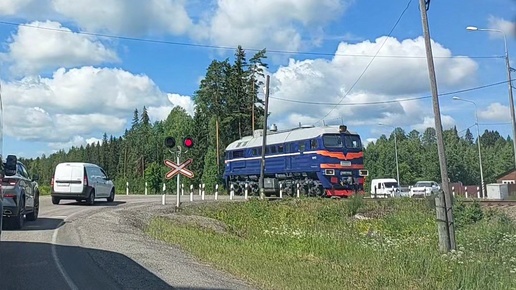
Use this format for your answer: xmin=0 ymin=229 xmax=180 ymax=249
xmin=50 ymin=162 xmax=115 ymax=205
xmin=370 ymin=178 xmax=400 ymax=198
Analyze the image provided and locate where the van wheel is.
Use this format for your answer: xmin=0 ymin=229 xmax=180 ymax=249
xmin=52 ymin=196 xmax=60 ymax=205
xmin=87 ymin=191 xmax=95 ymax=206
xmin=107 ymin=189 xmax=115 ymax=202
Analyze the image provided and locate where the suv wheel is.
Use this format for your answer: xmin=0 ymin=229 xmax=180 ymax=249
xmin=107 ymin=189 xmax=115 ymax=202
xmin=9 ymin=199 xmax=25 ymax=230
xmin=26 ymin=194 xmax=39 ymax=221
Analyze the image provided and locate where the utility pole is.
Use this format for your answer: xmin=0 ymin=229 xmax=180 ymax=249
xmin=419 ymin=0 xmax=456 ymax=252
xmin=251 ymin=74 xmax=255 ymax=132
xmin=259 ymin=75 xmax=271 ymax=200
xmin=216 ymin=118 xmax=220 ymax=168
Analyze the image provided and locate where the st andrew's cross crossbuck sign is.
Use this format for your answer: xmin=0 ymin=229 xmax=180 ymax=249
xmin=164 ymin=159 xmax=194 ymax=179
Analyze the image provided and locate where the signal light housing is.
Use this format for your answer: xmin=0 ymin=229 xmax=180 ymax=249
xmin=183 ymin=137 xmax=194 ymax=148
xmin=164 ymin=136 xmax=176 ymax=148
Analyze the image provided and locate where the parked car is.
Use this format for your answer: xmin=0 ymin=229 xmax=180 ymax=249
xmin=2 ymin=155 xmax=40 ymax=230
xmin=51 ymin=162 xmax=115 ymax=205
xmin=409 ymin=180 xmax=440 ymax=198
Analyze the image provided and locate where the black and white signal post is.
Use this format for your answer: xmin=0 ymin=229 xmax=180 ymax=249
xmin=164 ymin=136 xmax=194 ymax=207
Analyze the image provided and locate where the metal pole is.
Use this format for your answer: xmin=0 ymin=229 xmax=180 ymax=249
xmin=503 ymin=34 xmax=516 ymax=168
xmin=176 ymin=148 xmax=181 ymax=207
xmin=394 ymin=131 xmax=400 ymax=186
xmin=453 ymin=97 xmax=485 ymax=198
xmin=475 ymin=109 xmax=485 ymax=198
xmin=419 ymin=0 xmax=456 ymax=251
xmin=259 ymin=75 xmax=270 ymax=200
xmin=379 ymin=123 xmax=400 ymax=185
xmin=467 ymin=27 xmax=516 ymax=168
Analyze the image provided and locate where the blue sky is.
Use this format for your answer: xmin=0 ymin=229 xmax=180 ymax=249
xmin=0 ymin=0 xmax=515 ymax=158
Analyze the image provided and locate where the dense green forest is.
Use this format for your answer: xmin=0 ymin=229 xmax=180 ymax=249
xmin=18 ymin=46 xmax=515 ymax=194
xmin=365 ymin=126 xmax=514 ymax=188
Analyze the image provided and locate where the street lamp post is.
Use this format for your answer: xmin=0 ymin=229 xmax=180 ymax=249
xmin=466 ymin=26 xmax=516 ymax=168
xmin=452 ymin=96 xmax=485 ymax=198
xmin=379 ymin=123 xmax=400 ymax=186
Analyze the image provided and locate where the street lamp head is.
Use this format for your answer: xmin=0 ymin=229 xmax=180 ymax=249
xmin=466 ymin=26 xmax=478 ymax=31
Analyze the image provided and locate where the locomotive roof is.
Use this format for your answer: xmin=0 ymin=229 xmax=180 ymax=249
xmin=225 ymin=126 xmax=360 ymax=151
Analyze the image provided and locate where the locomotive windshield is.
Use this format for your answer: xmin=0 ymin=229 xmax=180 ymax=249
xmin=343 ymin=134 xmax=362 ymax=149
xmin=322 ymin=134 xmax=342 ymax=148
xmin=322 ymin=134 xmax=362 ymax=149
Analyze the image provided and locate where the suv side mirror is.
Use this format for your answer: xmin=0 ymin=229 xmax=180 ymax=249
xmin=32 ymin=174 xmax=39 ymax=181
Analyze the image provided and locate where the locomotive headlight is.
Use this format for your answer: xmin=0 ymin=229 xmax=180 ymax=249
xmin=324 ymin=169 xmax=335 ymax=175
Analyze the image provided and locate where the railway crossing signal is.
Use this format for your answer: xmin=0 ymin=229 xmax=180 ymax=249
xmin=163 ymin=135 xmax=195 ymax=208
xmin=183 ymin=137 xmax=193 ymax=148
xmin=164 ymin=158 xmax=194 ymax=179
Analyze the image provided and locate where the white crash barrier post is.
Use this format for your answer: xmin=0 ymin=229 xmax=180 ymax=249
xmin=201 ymin=183 xmax=205 ymax=200
xmin=245 ymin=183 xmax=249 ymax=200
xmin=190 ymin=184 xmax=194 ymax=202
xmin=215 ymin=184 xmax=219 ymax=200
xmin=279 ymin=183 xmax=283 ymax=199
xmin=145 ymin=182 xmax=148 ymax=195
xmin=126 ymin=182 xmax=129 ymax=195
xmin=477 ymin=186 xmax=480 ymax=199
xmin=297 ymin=183 xmax=300 ymax=198
xmin=162 ymin=183 xmax=166 ymax=205
xmin=198 ymin=184 xmax=201 ymax=195
xmin=230 ymin=184 xmax=234 ymax=200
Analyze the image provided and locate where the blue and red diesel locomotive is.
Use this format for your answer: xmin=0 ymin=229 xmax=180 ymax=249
xmin=223 ymin=124 xmax=369 ymax=197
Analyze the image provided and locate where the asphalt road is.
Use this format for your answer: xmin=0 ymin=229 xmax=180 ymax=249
xmin=0 ymin=194 xmax=254 ymax=290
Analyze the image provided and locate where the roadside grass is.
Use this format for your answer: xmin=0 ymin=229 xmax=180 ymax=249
xmin=38 ymin=185 xmax=51 ymax=196
xmin=146 ymin=196 xmax=516 ymax=290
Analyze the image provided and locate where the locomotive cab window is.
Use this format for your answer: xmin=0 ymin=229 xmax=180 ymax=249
xmin=323 ymin=134 xmax=343 ymax=148
xmin=233 ymin=150 xmax=244 ymax=158
xmin=278 ymin=145 xmax=284 ymax=153
xmin=344 ymin=134 xmax=362 ymax=149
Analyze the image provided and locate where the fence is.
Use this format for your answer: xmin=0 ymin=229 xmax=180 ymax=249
xmin=122 ymin=181 xmax=310 ymax=201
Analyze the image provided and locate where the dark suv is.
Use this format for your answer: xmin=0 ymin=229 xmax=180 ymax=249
xmin=2 ymin=155 xmax=40 ymax=230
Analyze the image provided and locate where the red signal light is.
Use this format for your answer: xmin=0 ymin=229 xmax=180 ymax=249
xmin=183 ymin=137 xmax=193 ymax=148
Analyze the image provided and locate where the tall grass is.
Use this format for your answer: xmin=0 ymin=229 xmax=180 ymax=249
xmin=147 ymin=198 xmax=516 ymax=290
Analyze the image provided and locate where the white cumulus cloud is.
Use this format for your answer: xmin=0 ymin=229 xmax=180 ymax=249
xmin=4 ymin=20 xmax=119 ymax=75
xmin=198 ymin=0 xmax=350 ymax=51
xmin=266 ymin=36 xmax=477 ymax=132
xmin=52 ymin=0 xmax=195 ymax=37
xmin=1 ymin=66 xmax=196 ymax=147
xmin=478 ymin=102 xmax=511 ymax=122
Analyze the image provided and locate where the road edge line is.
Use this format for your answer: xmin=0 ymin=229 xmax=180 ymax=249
xmin=51 ymin=209 xmax=90 ymax=290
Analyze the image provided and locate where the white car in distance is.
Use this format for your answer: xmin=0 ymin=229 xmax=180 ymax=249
xmin=409 ymin=181 xmax=440 ymax=198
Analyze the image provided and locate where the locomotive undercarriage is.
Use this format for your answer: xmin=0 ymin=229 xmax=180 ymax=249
xmin=227 ymin=172 xmax=350 ymax=198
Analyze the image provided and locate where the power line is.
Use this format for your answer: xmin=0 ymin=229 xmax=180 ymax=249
xmin=315 ymin=0 xmax=414 ymax=125
xmin=479 ymin=122 xmax=512 ymax=125
xmin=269 ymin=78 xmax=514 ymax=106
xmin=0 ymin=20 xmax=503 ymax=60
